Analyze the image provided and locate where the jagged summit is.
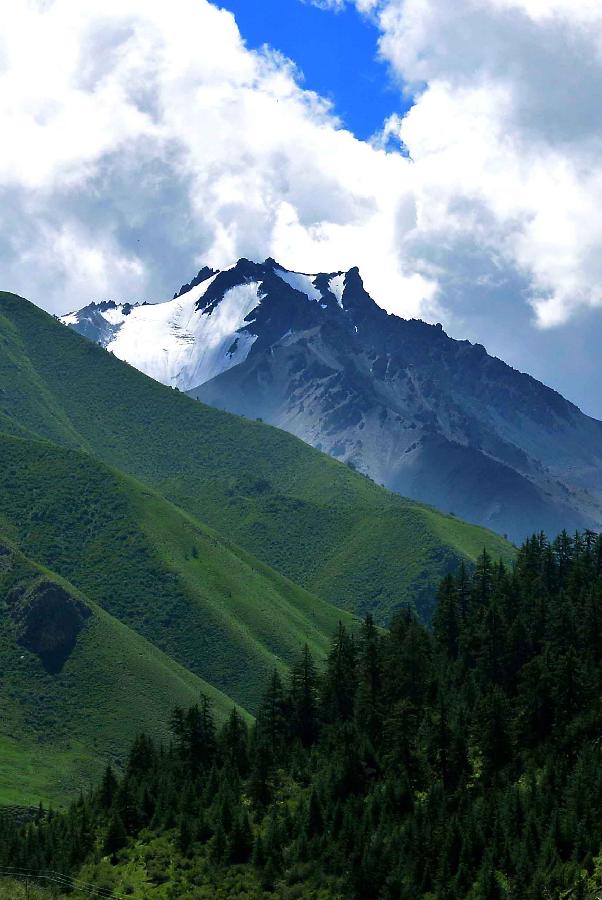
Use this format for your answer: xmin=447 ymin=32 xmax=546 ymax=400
xmin=60 ymin=259 xmax=363 ymax=391
xmin=61 ymin=257 xmax=602 ymax=542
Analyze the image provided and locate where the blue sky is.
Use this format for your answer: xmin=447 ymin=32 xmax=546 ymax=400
xmin=220 ymin=0 xmax=409 ymax=139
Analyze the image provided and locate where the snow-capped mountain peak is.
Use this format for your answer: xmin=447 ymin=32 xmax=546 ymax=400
xmin=60 ymin=259 xmax=354 ymax=391
xmin=61 ymin=256 xmax=602 ymax=544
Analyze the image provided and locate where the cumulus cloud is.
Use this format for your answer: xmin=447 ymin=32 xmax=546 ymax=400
xmin=2 ymin=0 xmax=602 ymax=411
xmin=341 ymin=0 xmax=602 ymax=328
xmin=0 ymin=0 xmax=435 ymax=318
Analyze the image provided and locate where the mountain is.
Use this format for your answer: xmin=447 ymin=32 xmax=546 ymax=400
xmin=0 ymin=431 xmax=357 ymax=803
xmin=0 ymin=309 xmax=360 ymax=803
xmin=2 ymin=290 xmax=512 ymax=625
xmin=0 ymin=289 xmax=513 ymax=803
xmin=62 ymin=258 xmax=602 ymax=543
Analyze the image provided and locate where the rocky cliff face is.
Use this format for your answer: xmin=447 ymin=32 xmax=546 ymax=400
xmin=62 ymin=258 xmax=602 ymax=543
xmin=9 ymin=579 xmax=91 ymax=673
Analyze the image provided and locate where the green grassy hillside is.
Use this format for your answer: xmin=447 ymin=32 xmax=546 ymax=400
xmin=0 ymin=293 xmax=514 ymax=620
xmin=0 ymin=538 xmax=239 ymax=806
xmin=0 ymin=433 xmax=352 ymax=714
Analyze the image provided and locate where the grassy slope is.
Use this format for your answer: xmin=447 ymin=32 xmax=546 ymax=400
xmin=0 ymin=433 xmax=352 ymax=715
xmin=0 ymin=293 xmax=514 ymax=621
xmin=0 ymin=541 xmax=239 ymax=806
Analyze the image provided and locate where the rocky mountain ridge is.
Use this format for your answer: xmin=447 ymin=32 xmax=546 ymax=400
xmin=61 ymin=258 xmax=602 ymax=542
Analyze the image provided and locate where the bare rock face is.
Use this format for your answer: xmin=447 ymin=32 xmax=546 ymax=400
xmin=10 ymin=580 xmax=91 ymax=673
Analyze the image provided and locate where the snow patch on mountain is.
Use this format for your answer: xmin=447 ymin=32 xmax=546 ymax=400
xmin=274 ymin=267 xmax=322 ymax=302
xmin=100 ymin=306 xmax=130 ymax=327
xmin=328 ymin=273 xmax=346 ymax=308
xmin=60 ymin=312 xmax=80 ymax=326
xmin=102 ymin=276 xmax=261 ymax=390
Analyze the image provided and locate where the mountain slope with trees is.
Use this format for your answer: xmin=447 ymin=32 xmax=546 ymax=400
xmin=4 ymin=531 xmax=602 ymax=898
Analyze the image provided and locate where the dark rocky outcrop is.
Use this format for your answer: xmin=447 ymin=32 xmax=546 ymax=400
xmin=9 ymin=580 xmax=91 ymax=673
xmin=185 ymin=262 xmax=602 ymax=543
xmin=174 ymin=266 xmax=217 ymax=299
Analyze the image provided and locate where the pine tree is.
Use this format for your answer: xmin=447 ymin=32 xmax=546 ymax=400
xmin=289 ymin=644 xmax=319 ymax=747
xmin=473 ymin=686 xmax=512 ymax=778
xmin=474 ymin=549 xmax=494 ymax=605
xmin=126 ymin=733 xmax=155 ymax=777
xmin=433 ymin=575 xmax=460 ymax=658
xmin=99 ymin=763 xmax=118 ymax=810
xmin=103 ymin=812 xmax=127 ymax=859
xmin=255 ymin=669 xmax=288 ymax=757
xmin=306 ymin=788 xmax=323 ymax=838
xmin=321 ymin=622 xmax=357 ymax=724
xmin=228 ymin=810 xmax=252 ymax=864
xmin=355 ymin=615 xmax=384 ymax=743
xmin=252 ymin=832 xmax=266 ymax=867
xmin=211 ymin=823 xmax=227 ymax=864
xmin=248 ymin=741 xmax=274 ymax=808
xmin=220 ymin=707 xmax=249 ymax=774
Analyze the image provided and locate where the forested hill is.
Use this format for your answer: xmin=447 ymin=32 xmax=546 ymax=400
xmin=4 ymin=530 xmax=602 ymax=899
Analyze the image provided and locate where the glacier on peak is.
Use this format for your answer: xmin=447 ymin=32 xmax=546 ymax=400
xmin=328 ymin=273 xmax=346 ymax=308
xmin=60 ymin=259 xmax=354 ymax=393
xmin=105 ymin=279 xmax=261 ymax=391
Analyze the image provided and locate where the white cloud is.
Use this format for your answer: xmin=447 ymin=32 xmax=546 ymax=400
xmin=342 ymin=0 xmax=602 ymax=327
xmin=0 ymin=0 xmax=434 ymax=318
xmin=1 ymin=0 xmax=602 ymax=416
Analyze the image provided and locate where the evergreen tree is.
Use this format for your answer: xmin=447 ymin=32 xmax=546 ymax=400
xmin=255 ymin=669 xmax=288 ymax=757
xmin=219 ymin=707 xmax=249 ymax=774
xmin=321 ymin=622 xmax=357 ymax=724
xmin=433 ymin=576 xmax=460 ymax=658
xmin=248 ymin=741 xmax=274 ymax=808
xmin=355 ymin=615 xmax=384 ymax=742
xmin=306 ymin=787 xmax=323 ymax=838
xmin=228 ymin=810 xmax=252 ymax=864
xmin=99 ymin=763 xmax=118 ymax=810
xmin=104 ymin=812 xmax=127 ymax=859
xmin=289 ymin=644 xmax=319 ymax=747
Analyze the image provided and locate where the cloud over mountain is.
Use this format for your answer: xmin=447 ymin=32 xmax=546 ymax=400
xmin=333 ymin=0 xmax=602 ymax=328
xmin=2 ymin=0 xmax=602 ymax=411
xmin=0 ymin=0 xmax=433 ymax=319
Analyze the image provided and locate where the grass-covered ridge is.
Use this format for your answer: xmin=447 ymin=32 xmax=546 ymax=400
xmin=0 ymin=537 xmax=238 ymax=806
xmin=0 ymin=292 xmax=514 ymax=621
xmin=0 ymin=432 xmax=352 ymax=714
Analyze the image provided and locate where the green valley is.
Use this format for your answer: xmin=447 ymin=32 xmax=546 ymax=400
xmin=0 ymin=433 xmax=352 ymax=714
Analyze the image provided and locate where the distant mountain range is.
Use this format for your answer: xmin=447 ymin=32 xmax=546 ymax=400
xmin=62 ymin=258 xmax=602 ymax=543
